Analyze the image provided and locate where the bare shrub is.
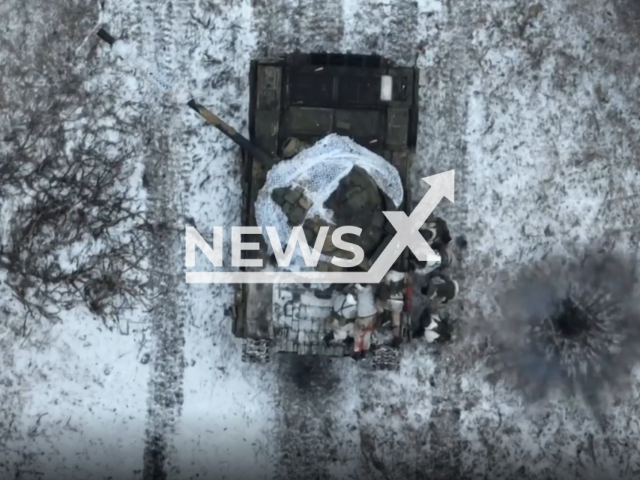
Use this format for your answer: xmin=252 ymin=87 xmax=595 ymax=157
xmin=0 ymin=0 xmax=156 ymax=325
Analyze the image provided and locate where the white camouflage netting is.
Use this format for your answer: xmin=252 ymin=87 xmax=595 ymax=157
xmin=255 ymin=134 xmax=404 ymax=266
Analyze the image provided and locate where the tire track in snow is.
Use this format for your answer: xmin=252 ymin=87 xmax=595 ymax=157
xmin=341 ymin=0 xmax=419 ymax=63
xmin=138 ymin=1 xmax=188 ymax=479
xmin=251 ymin=0 xmax=344 ymax=55
xmin=411 ymin=3 xmax=469 ymax=478
xmin=251 ymin=0 xmax=295 ymax=56
xmin=296 ymin=0 xmax=345 ymax=52
xmin=166 ymin=1 xmax=283 ymax=477
xmin=274 ymin=357 xmax=361 ymax=479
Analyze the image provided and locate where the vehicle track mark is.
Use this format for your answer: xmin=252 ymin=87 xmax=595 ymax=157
xmin=251 ymin=0 xmax=344 ymax=55
xmin=274 ymin=356 xmax=358 ymax=479
xmin=341 ymin=0 xmax=419 ymax=64
xmin=138 ymin=1 xmax=188 ymax=479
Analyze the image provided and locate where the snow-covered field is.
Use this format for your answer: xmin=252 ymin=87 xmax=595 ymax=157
xmin=1 ymin=0 xmax=640 ymax=479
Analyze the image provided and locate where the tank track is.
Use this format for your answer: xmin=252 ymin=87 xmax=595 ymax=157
xmin=241 ymin=339 xmax=272 ymax=363
xmin=372 ymin=345 xmax=402 ymax=371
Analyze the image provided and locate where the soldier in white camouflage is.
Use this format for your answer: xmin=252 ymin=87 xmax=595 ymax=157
xmin=376 ymin=270 xmax=408 ymax=348
xmin=323 ymin=291 xmax=357 ymax=347
xmin=414 ymin=307 xmax=453 ymax=344
xmin=351 ymin=284 xmax=378 ymax=360
xmin=421 ymin=271 xmax=459 ymax=308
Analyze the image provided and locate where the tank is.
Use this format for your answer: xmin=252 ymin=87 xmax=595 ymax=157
xmin=96 ymin=29 xmax=429 ymax=369
xmin=233 ymin=52 xmax=421 ymax=368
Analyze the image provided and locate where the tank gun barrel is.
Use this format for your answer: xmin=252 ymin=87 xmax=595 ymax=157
xmin=186 ymin=100 xmax=276 ymax=166
xmin=96 ymin=28 xmax=277 ymax=167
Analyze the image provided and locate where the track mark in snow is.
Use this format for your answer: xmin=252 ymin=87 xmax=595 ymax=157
xmin=413 ymin=8 xmax=470 ymax=477
xmin=274 ymin=356 xmax=360 ymax=479
xmin=141 ymin=135 xmax=186 ymax=480
xmin=140 ymin=2 xmax=188 ymax=479
xmin=251 ymin=0 xmax=294 ymax=55
xmin=297 ymin=0 xmax=345 ymax=52
xmin=252 ymin=0 xmax=344 ymax=55
xmin=342 ymin=0 xmax=419 ymax=63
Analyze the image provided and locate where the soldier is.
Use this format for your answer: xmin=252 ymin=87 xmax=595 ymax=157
xmin=323 ymin=315 xmax=355 ymax=346
xmin=351 ymin=284 xmax=378 ymax=360
xmin=411 ymin=216 xmax=453 ymax=273
xmin=423 ymin=216 xmax=452 ymax=251
xmin=436 ymin=242 xmax=455 ymax=270
xmin=376 ymin=270 xmax=407 ymax=347
xmin=411 ymin=251 xmax=443 ymax=275
xmin=414 ymin=307 xmax=453 ymax=343
xmin=323 ymin=291 xmax=357 ymax=346
xmin=421 ymin=271 xmax=459 ymax=308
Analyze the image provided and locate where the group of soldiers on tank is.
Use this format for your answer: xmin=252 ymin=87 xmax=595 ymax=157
xmin=322 ymin=215 xmax=459 ymax=360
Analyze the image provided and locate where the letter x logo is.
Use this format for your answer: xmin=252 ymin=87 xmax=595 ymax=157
xmin=367 ymin=170 xmax=455 ymax=281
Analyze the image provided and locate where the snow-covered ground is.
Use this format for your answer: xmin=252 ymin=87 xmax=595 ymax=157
xmin=2 ymin=0 xmax=640 ymax=479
